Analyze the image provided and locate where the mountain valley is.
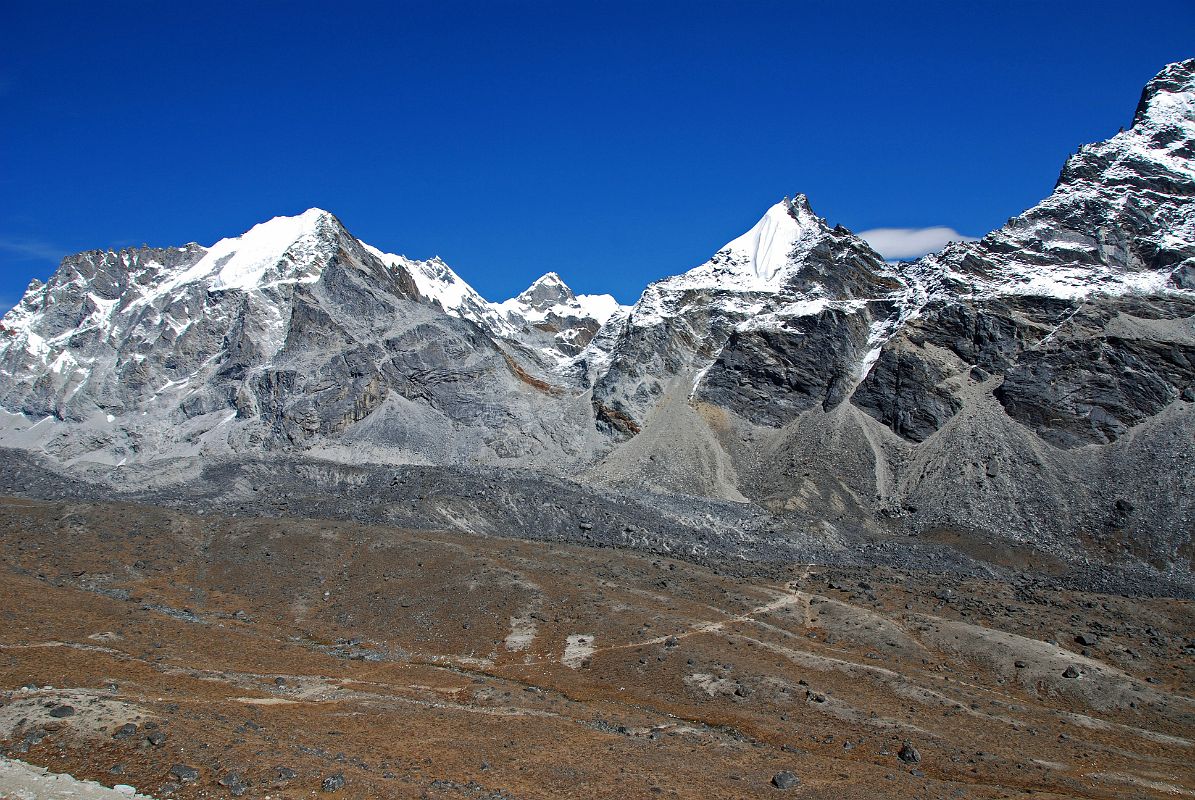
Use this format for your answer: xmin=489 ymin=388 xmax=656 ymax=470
xmin=0 ymin=59 xmax=1193 ymax=799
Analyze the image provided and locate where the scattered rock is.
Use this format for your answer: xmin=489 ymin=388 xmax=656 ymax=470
xmin=146 ymin=731 xmax=167 ymax=746
xmin=220 ymin=771 xmax=247 ymax=796
xmin=113 ymin=723 xmax=138 ymax=740
xmin=321 ymin=773 xmax=345 ymax=792
xmin=771 ymin=771 xmax=800 ymax=789
xmin=1062 ymin=665 xmax=1081 ymax=679
xmin=769 ymin=770 xmax=798 ymax=789
xmin=169 ymin=764 xmax=199 ymax=783
xmin=47 ymin=705 xmax=75 ymax=718
xmin=898 ymin=741 xmax=921 ymax=764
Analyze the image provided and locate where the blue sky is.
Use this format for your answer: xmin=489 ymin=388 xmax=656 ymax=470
xmin=1 ymin=2 xmax=1192 ymax=311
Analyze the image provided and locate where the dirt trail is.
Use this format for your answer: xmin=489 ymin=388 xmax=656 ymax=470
xmin=1 ymin=498 xmax=1192 ymax=800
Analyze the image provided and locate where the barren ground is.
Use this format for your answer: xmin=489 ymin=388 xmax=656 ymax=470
xmin=0 ymin=497 xmax=1192 ymax=799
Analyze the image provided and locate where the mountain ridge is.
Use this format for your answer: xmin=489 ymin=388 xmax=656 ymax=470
xmin=1 ymin=58 xmax=1192 ymax=578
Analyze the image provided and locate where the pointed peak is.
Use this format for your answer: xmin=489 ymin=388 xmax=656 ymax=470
xmin=1133 ymin=58 xmax=1195 ymax=128
xmin=747 ymin=195 xmax=825 ymax=236
xmin=516 ymin=272 xmax=575 ymax=308
xmin=787 ymin=193 xmax=814 ymax=215
xmin=531 ymin=271 xmax=566 ymax=287
xmin=713 ymin=194 xmax=829 ymax=284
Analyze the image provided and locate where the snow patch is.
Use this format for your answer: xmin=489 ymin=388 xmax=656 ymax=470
xmin=0 ymin=758 xmax=156 ymax=799
xmin=504 ymin=616 xmax=538 ymax=652
xmin=562 ymin=634 xmax=594 ymax=669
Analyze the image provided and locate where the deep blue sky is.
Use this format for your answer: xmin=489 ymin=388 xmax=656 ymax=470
xmin=1 ymin=2 xmax=1192 ymax=311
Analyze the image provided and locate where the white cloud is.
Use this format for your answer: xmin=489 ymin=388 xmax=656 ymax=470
xmin=857 ymin=226 xmax=979 ymax=260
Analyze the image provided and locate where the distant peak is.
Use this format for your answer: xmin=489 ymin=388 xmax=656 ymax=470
xmin=517 ymin=272 xmax=575 ymax=308
xmin=532 ymin=271 xmax=565 ymax=286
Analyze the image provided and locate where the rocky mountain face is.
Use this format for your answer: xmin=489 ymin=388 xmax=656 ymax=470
xmin=0 ymin=209 xmax=613 ymax=467
xmin=1 ymin=60 xmax=1192 ymax=574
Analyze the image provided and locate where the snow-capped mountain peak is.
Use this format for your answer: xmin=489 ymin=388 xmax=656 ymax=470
xmin=494 ymin=274 xmax=621 ymax=326
xmin=714 ymin=194 xmax=825 ymax=287
xmin=625 ymin=194 xmax=847 ymax=330
xmin=645 ymin=195 xmax=830 ymax=302
xmin=168 ymin=207 xmax=339 ymax=295
xmin=514 ymin=272 xmax=575 ymax=309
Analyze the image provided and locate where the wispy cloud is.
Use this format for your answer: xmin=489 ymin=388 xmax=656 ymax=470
xmin=858 ymin=226 xmax=979 ymax=260
xmin=0 ymin=236 xmax=68 ymax=263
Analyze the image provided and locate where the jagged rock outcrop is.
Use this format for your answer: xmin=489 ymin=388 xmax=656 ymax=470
xmin=845 ymin=57 xmax=1195 ymax=448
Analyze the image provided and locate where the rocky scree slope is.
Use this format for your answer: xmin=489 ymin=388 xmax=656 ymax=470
xmin=0 ymin=60 xmax=1193 ymax=574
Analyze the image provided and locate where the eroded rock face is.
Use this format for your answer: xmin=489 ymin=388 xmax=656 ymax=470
xmin=851 ymin=345 xmax=963 ymax=443
xmin=698 ymin=307 xmax=882 ymax=427
xmin=847 ymin=295 xmax=1195 ymax=447
xmin=993 ymin=314 xmax=1195 ymax=448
